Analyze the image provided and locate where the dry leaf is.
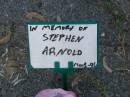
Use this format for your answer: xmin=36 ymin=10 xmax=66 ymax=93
xmin=4 ymin=59 xmax=18 ymax=79
xmin=0 ymin=31 xmax=12 ymax=45
xmin=25 ymin=12 xmax=45 ymax=21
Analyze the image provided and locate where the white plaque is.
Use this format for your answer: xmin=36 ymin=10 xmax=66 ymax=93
xmin=28 ymin=22 xmax=97 ymax=68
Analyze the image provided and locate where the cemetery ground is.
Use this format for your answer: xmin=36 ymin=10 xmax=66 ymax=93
xmin=0 ymin=0 xmax=130 ymax=97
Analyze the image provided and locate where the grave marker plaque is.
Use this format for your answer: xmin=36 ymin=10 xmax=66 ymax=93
xmin=28 ymin=22 xmax=98 ymax=69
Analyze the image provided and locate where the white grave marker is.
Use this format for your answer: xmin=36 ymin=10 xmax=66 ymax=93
xmin=28 ymin=22 xmax=97 ymax=68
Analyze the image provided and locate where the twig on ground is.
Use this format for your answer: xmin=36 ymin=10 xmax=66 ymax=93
xmin=103 ymin=56 xmax=113 ymax=73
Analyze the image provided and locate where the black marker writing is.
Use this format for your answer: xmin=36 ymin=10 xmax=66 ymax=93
xmin=42 ymin=25 xmax=74 ymax=31
xmin=42 ymin=46 xmax=82 ymax=56
xmin=42 ymin=34 xmax=84 ymax=42
xmin=30 ymin=26 xmax=38 ymax=31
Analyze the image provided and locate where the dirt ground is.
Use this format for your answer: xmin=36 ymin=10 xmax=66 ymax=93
xmin=0 ymin=0 xmax=130 ymax=97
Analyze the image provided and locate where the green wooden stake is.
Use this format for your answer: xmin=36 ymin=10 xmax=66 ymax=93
xmin=54 ymin=61 xmax=75 ymax=90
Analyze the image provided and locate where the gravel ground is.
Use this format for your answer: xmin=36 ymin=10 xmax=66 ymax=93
xmin=0 ymin=0 xmax=130 ymax=97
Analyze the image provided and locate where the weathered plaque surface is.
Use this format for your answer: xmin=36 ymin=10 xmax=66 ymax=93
xmin=28 ymin=22 xmax=97 ymax=68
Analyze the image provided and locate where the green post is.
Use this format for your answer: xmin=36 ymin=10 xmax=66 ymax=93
xmin=54 ymin=61 xmax=75 ymax=90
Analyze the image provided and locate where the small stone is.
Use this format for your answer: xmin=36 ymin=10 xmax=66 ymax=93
xmin=101 ymin=32 xmax=105 ymax=37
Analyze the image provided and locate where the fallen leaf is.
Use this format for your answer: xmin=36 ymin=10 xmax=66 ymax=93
xmin=25 ymin=12 xmax=45 ymax=21
xmin=4 ymin=59 xmax=18 ymax=79
xmin=0 ymin=31 xmax=12 ymax=45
